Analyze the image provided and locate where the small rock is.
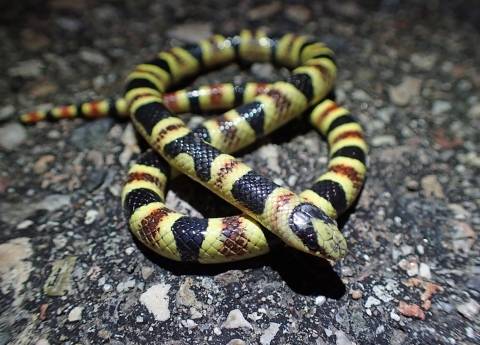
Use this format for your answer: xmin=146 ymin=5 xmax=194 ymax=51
xmin=371 ymin=135 xmax=397 ymax=147
xmin=7 ymin=60 xmax=43 ymax=78
xmin=68 ymin=306 xmax=83 ymax=322
xmin=456 ymin=299 xmax=480 ymax=320
xmin=248 ymin=1 xmax=281 ymax=20
xmin=419 ymin=263 xmax=432 ymax=280
xmin=285 ymin=5 xmax=311 ymax=23
xmin=387 ymin=77 xmax=422 ymax=106
xmin=226 ymin=340 xmax=246 ymax=345
xmin=84 ymin=209 xmax=99 ymax=225
xmin=410 ymin=53 xmax=437 ymax=70
xmin=334 ymin=329 xmax=354 ymax=345
xmin=34 ymin=339 xmax=50 ymax=345
xmin=79 ymin=48 xmax=108 ymax=65
xmin=44 ymin=257 xmax=77 ymax=296
xmin=405 ymin=177 xmax=419 ymax=191
xmin=260 ymin=323 xmax=280 ymax=345
xmin=0 ymin=123 xmax=27 ymax=150
xmin=176 ymin=277 xmax=202 ymax=309
xmin=0 ymin=105 xmax=15 ymax=121
xmin=139 ymin=283 xmax=171 ymax=321
xmin=466 ymin=275 xmax=480 ymax=292
xmin=34 ymin=155 xmax=55 ymax=174
xmin=397 ymin=301 xmax=425 ymax=320
xmin=222 ymin=309 xmax=253 ymax=330
xmin=40 ymin=194 xmax=71 ymax=212
xmin=431 ymin=100 xmax=452 ymax=115
xmin=350 ymin=289 xmax=363 ymax=300
xmin=68 ymin=118 xmax=115 ymax=150
xmin=166 ymin=23 xmax=213 ymax=43
xmin=467 ymin=103 xmax=480 ymax=119
xmin=351 ymin=89 xmax=371 ymax=102
xmin=390 ymin=310 xmax=401 ymax=321
xmin=365 ymin=296 xmax=381 ymax=308
xmin=141 ymin=266 xmax=154 ymax=280
xmin=421 ymin=175 xmax=445 ymax=199
xmin=398 ymin=258 xmax=419 ymax=276
xmin=315 ymin=296 xmax=326 ymax=306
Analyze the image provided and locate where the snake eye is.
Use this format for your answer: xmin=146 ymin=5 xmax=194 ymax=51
xmin=305 ymin=236 xmax=320 ymax=251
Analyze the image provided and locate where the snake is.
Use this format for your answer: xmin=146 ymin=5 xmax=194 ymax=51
xmin=21 ymin=30 xmax=367 ymax=264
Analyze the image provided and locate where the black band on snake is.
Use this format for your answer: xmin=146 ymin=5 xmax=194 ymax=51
xmin=21 ymin=30 xmax=367 ymax=264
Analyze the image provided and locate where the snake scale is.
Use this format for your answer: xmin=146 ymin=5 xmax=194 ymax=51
xmin=22 ymin=30 xmax=367 ymax=264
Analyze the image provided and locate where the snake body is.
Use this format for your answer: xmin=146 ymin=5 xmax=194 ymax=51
xmin=22 ymin=31 xmax=367 ymax=263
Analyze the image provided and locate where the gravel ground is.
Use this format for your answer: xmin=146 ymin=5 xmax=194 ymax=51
xmin=1 ymin=1 xmax=479 ymax=344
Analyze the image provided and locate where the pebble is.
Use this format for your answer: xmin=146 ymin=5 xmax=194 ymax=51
xmin=139 ymin=283 xmax=171 ymax=321
xmin=375 ymin=107 xmax=393 ymax=124
xmin=390 ymin=310 xmax=401 ymax=321
xmin=43 ymin=257 xmax=76 ymax=296
xmin=405 ymin=177 xmax=420 ymax=191
xmin=398 ymin=258 xmax=419 ymax=276
xmin=284 ymin=5 xmax=311 ymax=23
xmin=84 ymin=209 xmax=99 ymax=225
xmin=20 ymin=28 xmax=50 ymax=51
xmin=419 ymin=263 xmax=432 ymax=280
xmin=351 ymin=89 xmax=371 ymax=102
xmin=420 ymin=175 xmax=445 ymax=199
xmin=410 ymin=53 xmax=437 ymax=70
xmin=0 ymin=123 xmax=27 ymax=150
xmin=431 ymin=100 xmax=452 ymax=115
xmin=467 ymin=103 xmax=480 ymax=119
xmin=0 ymin=105 xmax=15 ymax=121
xmin=102 ymin=284 xmax=113 ymax=293
xmin=466 ymin=275 xmax=480 ymax=292
xmin=84 ymin=169 xmax=107 ymax=192
xmin=7 ymin=59 xmax=43 ymax=78
xmin=456 ymin=299 xmax=480 ymax=320
xmin=222 ymin=309 xmax=253 ymax=330
xmin=365 ymin=296 xmax=381 ymax=308
xmin=79 ymin=48 xmax=108 ymax=65
xmin=251 ymin=63 xmax=276 ymax=81
xmin=181 ymin=319 xmax=198 ymax=330
xmin=257 ymin=145 xmax=281 ymax=174
xmin=387 ymin=77 xmax=422 ymax=106
xmin=372 ymin=285 xmax=394 ymax=302
xmin=248 ymin=1 xmax=281 ymax=20
xmin=68 ymin=306 xmax=83 ymax=322
xmin=34 ymin=155 xmax=55 ymax=174
xmin=350 ymin=289 xmax=363 ymax=300
xmin=16 ymin=220 xmax=34 ymax=230
xmin=55 ymin=17 xmax=83 ymax=31
xmin=334 ymin=329 xmax=354 ymax=345
xmin=397 ymin=301 xmax=425 ymax=320
xmin=166 ymin=23 xmax=213 ymax=43
xmin=370 ymin=135 xmax=397 ymax=147
xmin=116 ymin=279 xmax=136 ymax=293
xmin=40 ymin=194 xmax=71 ymax=212
xmin=226 ymin=340 xmax=246 ymax=345
xmin=141 ymin=266 xmax=154 ymax=280
xmin=260 ymin=322 xmax=280 ymax=345
xmin=34 ymin=339 xmax=50 ymax=345
xmin=68 ymin=118 xmax=115 ymax=150
xmin=315 ymin=296 xmax=326 ymax=306
xmin=0 ymin=238 xmax=33 ymax=308
xmin=176 ymin=278 xmax=202 ymax=309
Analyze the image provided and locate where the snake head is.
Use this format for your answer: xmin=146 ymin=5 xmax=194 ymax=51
xmin=289 ymin=203 xmax=347 ymax=260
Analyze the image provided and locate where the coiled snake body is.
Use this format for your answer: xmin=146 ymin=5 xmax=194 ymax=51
xmin=22 ymin=30 xmax=367 ymax=264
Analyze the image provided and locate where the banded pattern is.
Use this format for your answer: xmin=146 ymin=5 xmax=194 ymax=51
xmin=122 ymin=30 xmax=358 ymax=263
xmin=20 ymin=83 xmax=271 ymax=123
xmin=22 ymin=30 xmax=367 ymax=263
